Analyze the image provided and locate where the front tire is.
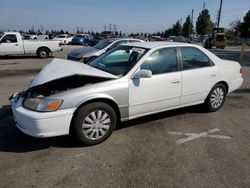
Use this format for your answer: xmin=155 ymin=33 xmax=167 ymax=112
xmin=72 ymin=102 xmax=117 ymax=146
xmin=204 ymin=83 xmax=226 ymax=112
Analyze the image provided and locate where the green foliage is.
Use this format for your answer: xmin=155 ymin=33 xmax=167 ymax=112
xmin=196 ymin=9 xmax=213 ymax=35
xmin=182 ymin=15 xmax=193 ymax=38
xmin=172 ymin=20 xmax=182 ymax=36
xmin=238 ymin=10 xmax=250 ymax=38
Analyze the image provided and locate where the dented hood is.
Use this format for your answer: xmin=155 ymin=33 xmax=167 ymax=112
xmin=29 ymin=59 xmax=118 ymax=88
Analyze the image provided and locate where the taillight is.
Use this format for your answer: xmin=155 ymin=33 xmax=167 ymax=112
xmin=240 ymin=67 xmax=243 ymax=74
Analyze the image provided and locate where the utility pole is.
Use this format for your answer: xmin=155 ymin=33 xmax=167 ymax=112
xmin=203 ymin=2 xmax=206 ymax=10
xmin=191 ymin=9 xmax=194 ymax=24
xmin=217 ymin=0 xmax=223 ymax=28
xmin=108 ymin=24 xmax=112 ymax=31
xmin=104 ymin=24 xmax=106 ymax=31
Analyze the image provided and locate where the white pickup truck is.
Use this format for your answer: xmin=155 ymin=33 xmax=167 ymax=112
xmin=0 ymin=32 xmax=62 ymax=58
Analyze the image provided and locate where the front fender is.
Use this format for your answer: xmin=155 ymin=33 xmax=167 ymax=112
xmin=76 ymin=93 xmax=119 ymax=109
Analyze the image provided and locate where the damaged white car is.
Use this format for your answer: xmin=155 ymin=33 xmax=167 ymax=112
xmin=10 ymin=42 xmax=243 ymax=145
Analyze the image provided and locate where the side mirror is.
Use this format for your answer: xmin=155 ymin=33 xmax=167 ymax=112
xmin=132 ymin=69 xmax=152 ymax=79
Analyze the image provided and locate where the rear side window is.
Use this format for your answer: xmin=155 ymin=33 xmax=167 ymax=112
xmin=2 ymin=34 xmax=17 ymax=43
xmin=180 ymin=47 xmax=212 ymax=70
xmin=141 ymin=47 xmax=178 ymax=75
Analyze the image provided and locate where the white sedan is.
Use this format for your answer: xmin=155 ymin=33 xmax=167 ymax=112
xmin=53 ymin=34 xmax=73 ymax=45
xmin=10 ymin=42 xmax=243 ymax=145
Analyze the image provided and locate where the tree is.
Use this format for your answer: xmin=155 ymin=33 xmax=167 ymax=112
xmin=172 ymin=20 xmax=182 ymax=36
xmin=196 ymin=9 xmax=213 ymax=36
xmin=119 ymin=31 xmax=122 ymax=37
xmin=182 ymin=15 xmax=193 ymax=38
xmin=59 ymin=29 xmax=65 ymax=34
xmin=238 ymin=10 xmax=250 ymax=38
xmin=226 ymin=19 xmax=241 ymax=39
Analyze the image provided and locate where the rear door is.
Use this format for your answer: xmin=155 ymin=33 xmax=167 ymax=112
xmin=179 ymin=47 xmax=219 ymax=105
xmin=0 ymin=34 xmax=22 ymax=55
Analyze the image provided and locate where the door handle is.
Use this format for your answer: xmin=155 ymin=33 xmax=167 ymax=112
xmin=172 ymin=81 xmax=181 ymax=84
xmin=15 ymin=44 xmax=19 ymax=46
xmin=211 ymin=74 xmax=217 ymax=77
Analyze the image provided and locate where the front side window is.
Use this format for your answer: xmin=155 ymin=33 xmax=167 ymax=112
xmin=90 ymin=46 xmax=147 ymax=76
xmin=180 ymin=47 xmax=211 ymax=70
xmin=141 ymin=47 xmax=178 ymax=75
xmin=1 ymin=34 xmax=17 ymax=43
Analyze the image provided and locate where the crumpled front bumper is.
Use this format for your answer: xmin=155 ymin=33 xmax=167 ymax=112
xmin=10 ymin=93 xmax=75 ymax=138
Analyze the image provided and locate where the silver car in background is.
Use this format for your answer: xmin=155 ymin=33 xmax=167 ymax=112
xmin=67 ymin=38 xmax=144 ymax=62
xmin=11 ymin=42 xmax=243 ymax=146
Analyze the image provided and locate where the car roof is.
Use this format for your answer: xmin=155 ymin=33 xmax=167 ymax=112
xmin=121 ymin=41 xmax=197 ymax=49
xmin=108 ymin=38 xmax=143 ymax=42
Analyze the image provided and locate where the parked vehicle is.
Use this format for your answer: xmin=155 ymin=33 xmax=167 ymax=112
xmin=71 ymin=34 xmax=91 ymax=45
xmin=150 ymin=36 xmax=165 ymax=41
xmin=10 ymin=42 xmax=243 ymax=145
xmin=53 ymin=34 xmax=73 ymax=45
xmin=100 ymin=31 xmax=115 ymax=38
xmin=0 ymin=32 xmax=62 ymax=58
xmin=67 ymin=38 xmax=144 ymax=62
xmin=23 ymin=34 xmax=49 ymax=40
xmin=85 ymin=36 xmax=102 ymax=47
xmin=167 ymin=36 xmax=191 ymax=43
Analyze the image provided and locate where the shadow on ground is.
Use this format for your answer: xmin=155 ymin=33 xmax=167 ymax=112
xmin=0 ymin=55 xmax=55 ymax=60
xmin=0 ymin=104 xmax=206 ymax=153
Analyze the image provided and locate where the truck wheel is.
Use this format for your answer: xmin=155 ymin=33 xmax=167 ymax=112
xmin=72 ymin=102 xmax=117 ymax=146
xmin=37 ymin=48 xmax=50 ymax=58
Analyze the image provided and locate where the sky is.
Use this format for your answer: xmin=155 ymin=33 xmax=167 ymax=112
xmin=0 ymin=0 xmax=249 ymax=33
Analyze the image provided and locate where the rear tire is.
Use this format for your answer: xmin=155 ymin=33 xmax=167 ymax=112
xmin=72 ymin=102 xmax=117 ymax=146
xmin=37 ymin=48 xmax=50 ymax=58
xmin=204 ymin=83 xmax=226 ymax=112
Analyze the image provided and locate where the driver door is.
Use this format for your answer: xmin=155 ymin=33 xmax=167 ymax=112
xmin=0 ymin=34 xmax=22 ymax=55
xmin=128 ymin=47 xmax=181 ymax=117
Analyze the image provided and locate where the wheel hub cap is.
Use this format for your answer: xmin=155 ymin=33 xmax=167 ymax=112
xmin=210 ymin=87 xmax=224 ymax=109
xmin=82 ymin=110 xmax=110 ymax=140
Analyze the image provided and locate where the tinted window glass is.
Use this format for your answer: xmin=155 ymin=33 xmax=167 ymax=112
xmin=180 ymin=47 xmax=211 ymax=70
xmin=94 ymin=39 xmax=112 ymax=49
xmin=141 ymin=48 xmax=178 ymax=75
xmin=108 ymin=40 xmax=127 ymax=49
xmin=2 ymin=34 xmax=17 ymax=43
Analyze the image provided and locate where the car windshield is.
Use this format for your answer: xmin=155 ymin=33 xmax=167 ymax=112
xmin=89 ymin=45 xmax=148 ymax=77
xmin=0 ymin=33 xmax=4 ymax=39
xmin=93 ymin=39 xmax=113 ymax=49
